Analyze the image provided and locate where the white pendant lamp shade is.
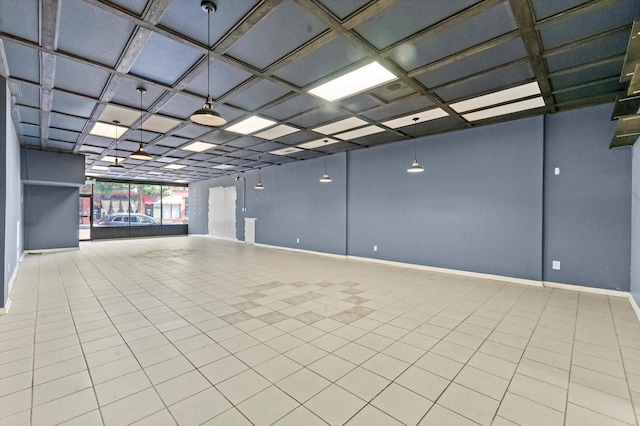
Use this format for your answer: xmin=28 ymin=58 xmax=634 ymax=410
xmin=190 ymin=1 xmax=226 ymax=127
xmin=407 ymin=117 xmax=424 ymax=173
xmin=319 ymin=139 xmax=332 ymax=183
xmin=407 ymin=161 xmax=423 ymax=173
xmin=255 ymin=156 xmax=264 ymax=189
xmin=190 ymin=96 xmax=226 ymax=126
xmin=130 ymin=144 xmax=152 ymax=161
xmin=110 ymin=120 xmax=125 ymax=168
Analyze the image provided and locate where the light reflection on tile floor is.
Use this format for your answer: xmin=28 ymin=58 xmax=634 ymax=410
xmin=1 ymin=236 xmax=640 ymax=425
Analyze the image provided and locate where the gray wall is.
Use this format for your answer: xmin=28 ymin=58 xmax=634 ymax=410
xmin=251 ymin=154 xmax=347 ymax=255
xmin=2 ymin=79 xmax=23 ymax=309
xmin=543 ymin=104 xmax=631 ymax=291
xmin=21 ymin=149 xmax=84 ymax=252
xmin=21 ymin=149 xmax=85 ymax=185
xmin=189 ymin=104 xmax=632 ymax=292
xmin=631 ymin=142 xmax=640 ymax=305
xmin=347 ymin=117 xmax=544 ymax=280
xmin=189 ymin=155 xmax=348 ymax=255
xmin=24 ymin=186 xmax=79 ymax=251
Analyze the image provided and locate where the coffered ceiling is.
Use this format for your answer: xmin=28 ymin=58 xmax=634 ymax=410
xmin=1 ymin=0 xmax=638 ymax=182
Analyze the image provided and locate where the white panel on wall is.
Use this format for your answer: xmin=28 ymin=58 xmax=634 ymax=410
xmin=245 ymin=218 xmax=256 ymax=244
xmin=208 ymin=186 xmax=237 ymax=240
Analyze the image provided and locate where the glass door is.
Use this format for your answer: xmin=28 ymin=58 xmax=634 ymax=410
xmin=79 ymin=184 xmax=93 ymax=241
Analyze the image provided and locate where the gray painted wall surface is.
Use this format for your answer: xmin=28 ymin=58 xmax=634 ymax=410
xmin=348 ymin=117 xmax=544 ymax=280
xmin=21 ymin=149 xmax=84 ymax=186
xmin=24 ymin=186 xmax=79 ymax=251
xmin=250 ymin=154 xmax=347 ymax=255
xmin=188 ymin=104 xmax=632 ymax=292
xmin=543 ymin=104 xmax=631 ymax=291
xmin=631 ymin=142 xmax=640 ymax=306
xmin=189 ymin=156 xmax=348 ymax=255
xmin=2 ymin=79 xmax=23 ymax=309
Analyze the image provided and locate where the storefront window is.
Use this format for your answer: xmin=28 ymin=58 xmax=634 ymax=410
xmin=92 ymin=182 xmax=130 ymax=227
xmin=161 ymin=186 xmax=188 ymax=224
xmin=130 ymin=183 xmax=162 ymax=223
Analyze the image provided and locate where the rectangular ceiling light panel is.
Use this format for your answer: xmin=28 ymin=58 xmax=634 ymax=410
xmin=255 ymin=124 xmax=300 ymax=140
xmin=164 ymin=164 xmax=186 ymax=170
xmin=382 ymin=108 xmax=449 ymax=129
xmin=91 ymin=165 xmax=109 ymax=171
xmin=297 ymin=138 xmax=339 ymax=149
xmin=181 ymin=141 xmax=217 ymax=152
xmin=335 ymin=125 xmax=385 ymax=140
xmin=226 ymin=116 xmax=277 ymax=135
xmin=90 ymin=122 xmax=129 ymax=138
xmin=450 ymin=82 xmax=541 ymax=113
xmin=212 ymin=164 xmax=235 ymax=169
xmin=270 ymin=147 xmax=303 ymax=155
xmin=308 ymin=62 xmax=398 ymax=101
xmin=312 ymin=117 xmax=368 ymax=135
xmin=462 ymin=97 xmax=545 ymax=121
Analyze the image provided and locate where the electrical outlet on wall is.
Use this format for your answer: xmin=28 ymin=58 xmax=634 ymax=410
xmin=552 ymin=260 xmax=561 ymax=270
xmin=374 ymin=245 xmax=377 ymax=252
xmin=554 ymin=167 xmax=560 ymax=175
xmin=296 ymin=238 xmax=299 ymax=243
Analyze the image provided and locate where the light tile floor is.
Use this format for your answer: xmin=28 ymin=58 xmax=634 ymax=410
xmin=1 ymin=236 xmax=640 ymax=426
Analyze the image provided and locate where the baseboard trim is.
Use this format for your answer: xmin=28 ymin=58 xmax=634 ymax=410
xmin=254 ymin=243 xmax=347 ymax=260
xmin=542 ymin=280 xmax=628 ymax=297
xmin=0 ymin=298 xmax=12 ymax=315
xmin=346 ymin=255 xmax=542 ymax=287
xmin=26 ymin=247 xmax=79 ymax=254
xmin=629 ymin=294 xmax=640 ymax=322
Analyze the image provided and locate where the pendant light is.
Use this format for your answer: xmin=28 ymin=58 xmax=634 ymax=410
xmin=130 ymin=87 xmax=153 ymax=161
xmin=319 ymin=139 xmax=332 ymax=183
xmin=190 ymin=1 xmax=226 ymax=126
xmin=110 ymin=120 xmax=124 ymax=169
xmin=255 ymin=156 xmax=264 ymax=189
xmin=407 ymin=117 xmax=424 ymax=173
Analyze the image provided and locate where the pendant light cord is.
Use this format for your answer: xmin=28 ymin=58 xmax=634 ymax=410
xmin=207 ymin=8 xmax=211 ymax=99
xmin=140 ymin=89 xmax=143 ymax=146
xmin=413 ymin=117 xmax=418 ymax=161
xmin=324 ymin=140 xmax=328 ymax=174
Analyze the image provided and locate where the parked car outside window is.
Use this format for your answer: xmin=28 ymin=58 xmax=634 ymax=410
xmin=96 ymin=213 xmax=160 ymax=227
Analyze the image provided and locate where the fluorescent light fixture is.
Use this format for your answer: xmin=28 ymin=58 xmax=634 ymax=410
xmin=85 ymin=172 xmax=101 ymax=177
xmin=462 ymin=97 xmax=545 ymax=121
xmin=312 ymin=117 xmax=368 ymax=135
xmin=101 ymin=156 xmax=126 ymax=163
xmin=89 ymin=122 xmax=128 ymax=138
xmin=270 ymin=147 xmax=302 ymax=155
xmin=382 ymin=108 xmax=449 ymax=129
xmin=335 ymin=125 xmax=385 ymax=140
xmin=308 ymin=62 xmax=397 ymax=101
xmin=213 ymin=164 xmax=235 ymax=169
xmin=181 ymin=141 xmax=217 ymax=152
xmin=255 ymin=124 xmax=300 ymax=140
xmin=450 ymin=82 xmax=541 ymax=113
xmin=164 ymin=164 xmax=186 ymax=170
xmin=298 ymin=138 xmax=338 ymax=149
xmin=226 ymin=116 xmax=276 ymax=135
xmin=91 ymin=165 xmax=109 ymax=171
xmin=174 ymin=180 xmax=188 ymax=183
